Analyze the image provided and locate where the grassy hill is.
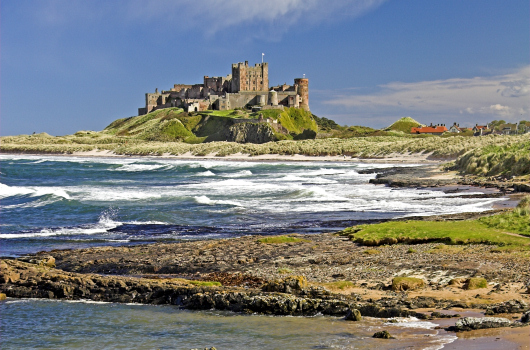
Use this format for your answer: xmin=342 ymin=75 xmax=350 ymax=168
xmin=384 ymin=117 xmax=424 ymax=134
xmin=103 ymin=107 xmax=318 ymax=143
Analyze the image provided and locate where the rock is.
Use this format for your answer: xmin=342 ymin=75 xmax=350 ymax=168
xmin=345 ymin=308 xmax=362 ymax=321
xmin=221 ymin=123 xmax=275 ymax=144
xmin=372 ymin=330 xmax=394 ymax=339
xmin=391 ymin=277 xmax=425 ymax=291
xmin=464 ymin=277 xmax=487 ymax=290
xmin=521 ymin=311 xmax=530 ymax=323
xmin=262 ymin=276 xmax=308 ymax=295
xmin=448 ymin=317 xmax=512 ymax=331
xmin=486 ymin=299 xmax=528 ymax=314
xmin=0 ymin=293 xmax=6 ymax=301
xmin=19 ymin=255 xmax=56 ymax=268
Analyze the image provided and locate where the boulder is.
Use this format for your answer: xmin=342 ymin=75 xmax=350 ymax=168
xmin=391 ymin=277 xmax=425 ymax=291
xmin=449 ymin=317 xmax=512 ymax=331
xmin=463 ymin=277 xmax=487 ymax=290
xmin=262 ymin=276 xmax=308 ymax=295
xmin=0 ymin=293 xmax=6 ymax=301
xmin=372 ymin=330 xmax=394 ymax=339
xmin=485 ymin=299 xmax=528 ymax=314
xmin=521 ymin=311 xmax=530 ymax=323
xmin=345 ymin=308 xmax=362 ymax=321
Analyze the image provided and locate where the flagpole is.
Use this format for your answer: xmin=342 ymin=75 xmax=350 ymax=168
xmin=262 ymin=53 xmax=264 ymax=63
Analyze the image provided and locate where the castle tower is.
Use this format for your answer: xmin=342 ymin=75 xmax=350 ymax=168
xmin=269 ymin=90 xmax=278 ymax=106
xmin=294 ymin=78 xmax=309 ymax=111
xmin=231 ymin=61 xmax=269 ymax=92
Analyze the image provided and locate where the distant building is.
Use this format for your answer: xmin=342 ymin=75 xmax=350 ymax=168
xmin=448 ymin=122 xmax=463 ymax=133
xmin=411 ymin=123 xmax=448 ymax=135
xmin=472 ymin=124 xmax=489 ymax=136
xmin=138 ymin=61 xmax=309 ymax=115
xmin=497 ymin=123 xmax=518 ymax=135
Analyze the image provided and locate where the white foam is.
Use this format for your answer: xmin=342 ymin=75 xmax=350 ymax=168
xmin=221 ymin=170 xmax=253 ymax=178
xmin=194 ymin=195 xmax=242 ymax=207
xmin=385 ymin=317 xmax=438 ymax=329
xmin=197 ymin=170 xmax=216 ymax=176
xmin=113 ymin=163 xmax=170 ymax=172
xmin=0 ymin=183 xmax=71 ymax=200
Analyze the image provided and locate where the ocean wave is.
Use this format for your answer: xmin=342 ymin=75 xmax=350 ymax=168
xmin=112 ymin=163 xmax=171 ymax=172
xmin=0 ymin=183 xmax=71 ymax=200
xmin=194 ymin=195 xmax=243 ymax=207
xmin=221 ymin=170 xmax=253 ymax=178
xmin=197 ymin=170 xmax=216 ymax=177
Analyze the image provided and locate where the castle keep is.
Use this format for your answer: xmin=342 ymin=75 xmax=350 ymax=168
xmin=138 ymin=61 xmax=309 ymax=115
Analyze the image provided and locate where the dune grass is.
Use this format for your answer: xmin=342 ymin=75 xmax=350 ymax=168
xmin=454 ymin=139 xmax=530 ymax=177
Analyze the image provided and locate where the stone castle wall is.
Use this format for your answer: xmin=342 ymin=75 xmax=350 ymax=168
xmin=139 ymin=61 xmax=307 ymax=115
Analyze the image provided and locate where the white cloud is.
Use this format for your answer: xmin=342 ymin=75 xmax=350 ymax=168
xmin=32 ymin=0 xmax=387 ymax=35
xmin=324 ymin=66 xmax=530 ymax=124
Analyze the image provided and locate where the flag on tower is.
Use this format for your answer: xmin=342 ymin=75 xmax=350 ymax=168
xmin=262 ymin=53 xmax=265 ymax=63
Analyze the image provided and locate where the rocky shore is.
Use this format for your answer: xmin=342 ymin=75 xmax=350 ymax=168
xmin=2 ymin=228 xmax=530 ymax=332
xmin=1 ymin=160 xmax=529 ymax=340
xmin=366 ymin=165 xmax=530 ymax=193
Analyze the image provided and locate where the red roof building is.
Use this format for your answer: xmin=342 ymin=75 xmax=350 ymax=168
xmin=411 ymin=124 xmax=448 ymax=135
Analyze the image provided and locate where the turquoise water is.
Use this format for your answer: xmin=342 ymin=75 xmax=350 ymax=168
xmin=1 ymin=299 xmax=457 ymax=349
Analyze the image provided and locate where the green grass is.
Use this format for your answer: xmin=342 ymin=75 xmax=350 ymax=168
xmin=385 ymin=117 xmax=423 ymax=134
xmin=258 ymin=235 xmax=310 ymax=244
xmin=338 ymin=216 xmax=530 ymax=250
xmin=277 ymin=267 xmax=293 ymax=274
xmin=478 ymin=197 xmax=530 ymax=236
xmin=363 ymin=249 xmax=381 ymax=255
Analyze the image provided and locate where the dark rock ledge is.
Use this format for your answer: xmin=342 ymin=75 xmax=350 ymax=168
xmin=0 ymin=259 xmax=442 ymax=319
xmin=2 ymin=259 xmax=529 ymax=333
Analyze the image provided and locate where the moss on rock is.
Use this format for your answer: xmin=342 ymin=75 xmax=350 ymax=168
xmin=391 ymin=277 xmax=425 ymax=291
xmin=464 ymin=277 xmax=488 ymax=290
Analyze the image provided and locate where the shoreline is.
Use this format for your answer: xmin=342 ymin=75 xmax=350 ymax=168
xmin=0 ymin=149 xmax=446 ymax=164
xmin=2 ymin=151 xmax=529 ymax=348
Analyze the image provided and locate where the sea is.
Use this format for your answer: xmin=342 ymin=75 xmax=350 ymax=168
xmin=0 ymin=154 xmax=506 ymax=349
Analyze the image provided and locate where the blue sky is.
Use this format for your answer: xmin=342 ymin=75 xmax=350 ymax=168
xmin=1 ymin=0 xmax=529 ymax=135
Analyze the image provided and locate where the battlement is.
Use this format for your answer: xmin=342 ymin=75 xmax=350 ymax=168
xmin=138 ymin=60 xmax=308 ymax=115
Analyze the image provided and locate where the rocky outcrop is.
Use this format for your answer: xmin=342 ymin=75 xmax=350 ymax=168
xmin=521 ymin=310 xmax=530 ymax=323
xmin=222 ymin=123 xmax=275 ymax=144
xmin=485 ymin=299 xmax=529 ymax=315
xmin=447 ymin=317 xmax=512 ymax=332
xmin=0 ymin=259 xmax=434 ymax=319
xmin=262 ymin=276 xmax=308 ymax=295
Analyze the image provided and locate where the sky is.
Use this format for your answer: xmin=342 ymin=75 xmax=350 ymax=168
xmin=1 ymin=0 xmax=529 ymax=136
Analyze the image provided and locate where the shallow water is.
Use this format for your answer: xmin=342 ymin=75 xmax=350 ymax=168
xmin=1 ymin=299 xmax=457 ymax=350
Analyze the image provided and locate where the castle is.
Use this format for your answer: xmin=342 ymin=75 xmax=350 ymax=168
xmin=138 ymin=61 xmax=309 ymax=115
